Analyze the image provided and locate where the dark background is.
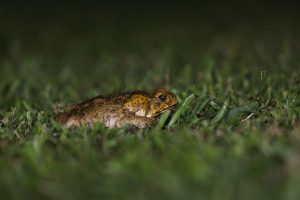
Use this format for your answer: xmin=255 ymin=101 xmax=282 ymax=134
xmin=0 ymin=1 xmax=299 ymax=91
xmin=1 ymin=1 xmax=299 ymax=57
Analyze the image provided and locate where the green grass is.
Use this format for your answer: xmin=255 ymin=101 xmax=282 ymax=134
xmin=0 ymin=6 xmax=300 ymax=200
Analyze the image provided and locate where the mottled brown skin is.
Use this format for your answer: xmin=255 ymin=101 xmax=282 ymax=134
xmin=55 ymin=89 xmax=177 ymax=129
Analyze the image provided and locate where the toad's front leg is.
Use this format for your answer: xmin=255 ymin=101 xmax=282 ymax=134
xmin=117 ymin=115 xmax=156 ymax=128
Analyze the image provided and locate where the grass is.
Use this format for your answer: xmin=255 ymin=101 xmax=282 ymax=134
xmin=0 ymin=4 xmax=300 ymax=200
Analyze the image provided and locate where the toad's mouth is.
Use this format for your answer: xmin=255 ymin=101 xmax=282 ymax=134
xmin=155 ymin=105 xmax=177 ymax=116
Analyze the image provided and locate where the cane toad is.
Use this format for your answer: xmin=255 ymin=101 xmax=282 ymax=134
xmin=55 ymin=89 xmax=177 ymax=128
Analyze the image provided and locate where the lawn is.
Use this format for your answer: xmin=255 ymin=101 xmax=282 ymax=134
xmin=0 ymin=3 xmax=300 ymax=200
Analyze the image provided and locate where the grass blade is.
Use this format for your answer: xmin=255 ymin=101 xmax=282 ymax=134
xmin=155 ymin=110 xmax=171 ymax=130
xmin=226 ymin=102 xmax=259 ymax=125
xmin=210 ymin=99 xmax=229 ymax=124
xmin=167 ymin=94 xmax=195 ymax=128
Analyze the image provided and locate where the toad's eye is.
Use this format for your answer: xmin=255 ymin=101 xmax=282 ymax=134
xmin=158 ymin=94 xmax=167 ymax=102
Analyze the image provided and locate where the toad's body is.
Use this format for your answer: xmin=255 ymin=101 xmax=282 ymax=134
xmin=55 ymin=89 xmax=177 ymax=128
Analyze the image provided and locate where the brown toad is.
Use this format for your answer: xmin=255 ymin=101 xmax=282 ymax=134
xmin=55 ymin=89 xmax=177 ymax=128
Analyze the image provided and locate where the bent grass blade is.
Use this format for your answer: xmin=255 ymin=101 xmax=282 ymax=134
xmin=210 ymin=99 xmax=229 ymax=125
xmin=167 ymin=94 xmax=195 ymax=129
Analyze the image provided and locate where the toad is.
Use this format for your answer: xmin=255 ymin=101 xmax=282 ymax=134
xmin=55 ymin=89 xmax=177 ymax=128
